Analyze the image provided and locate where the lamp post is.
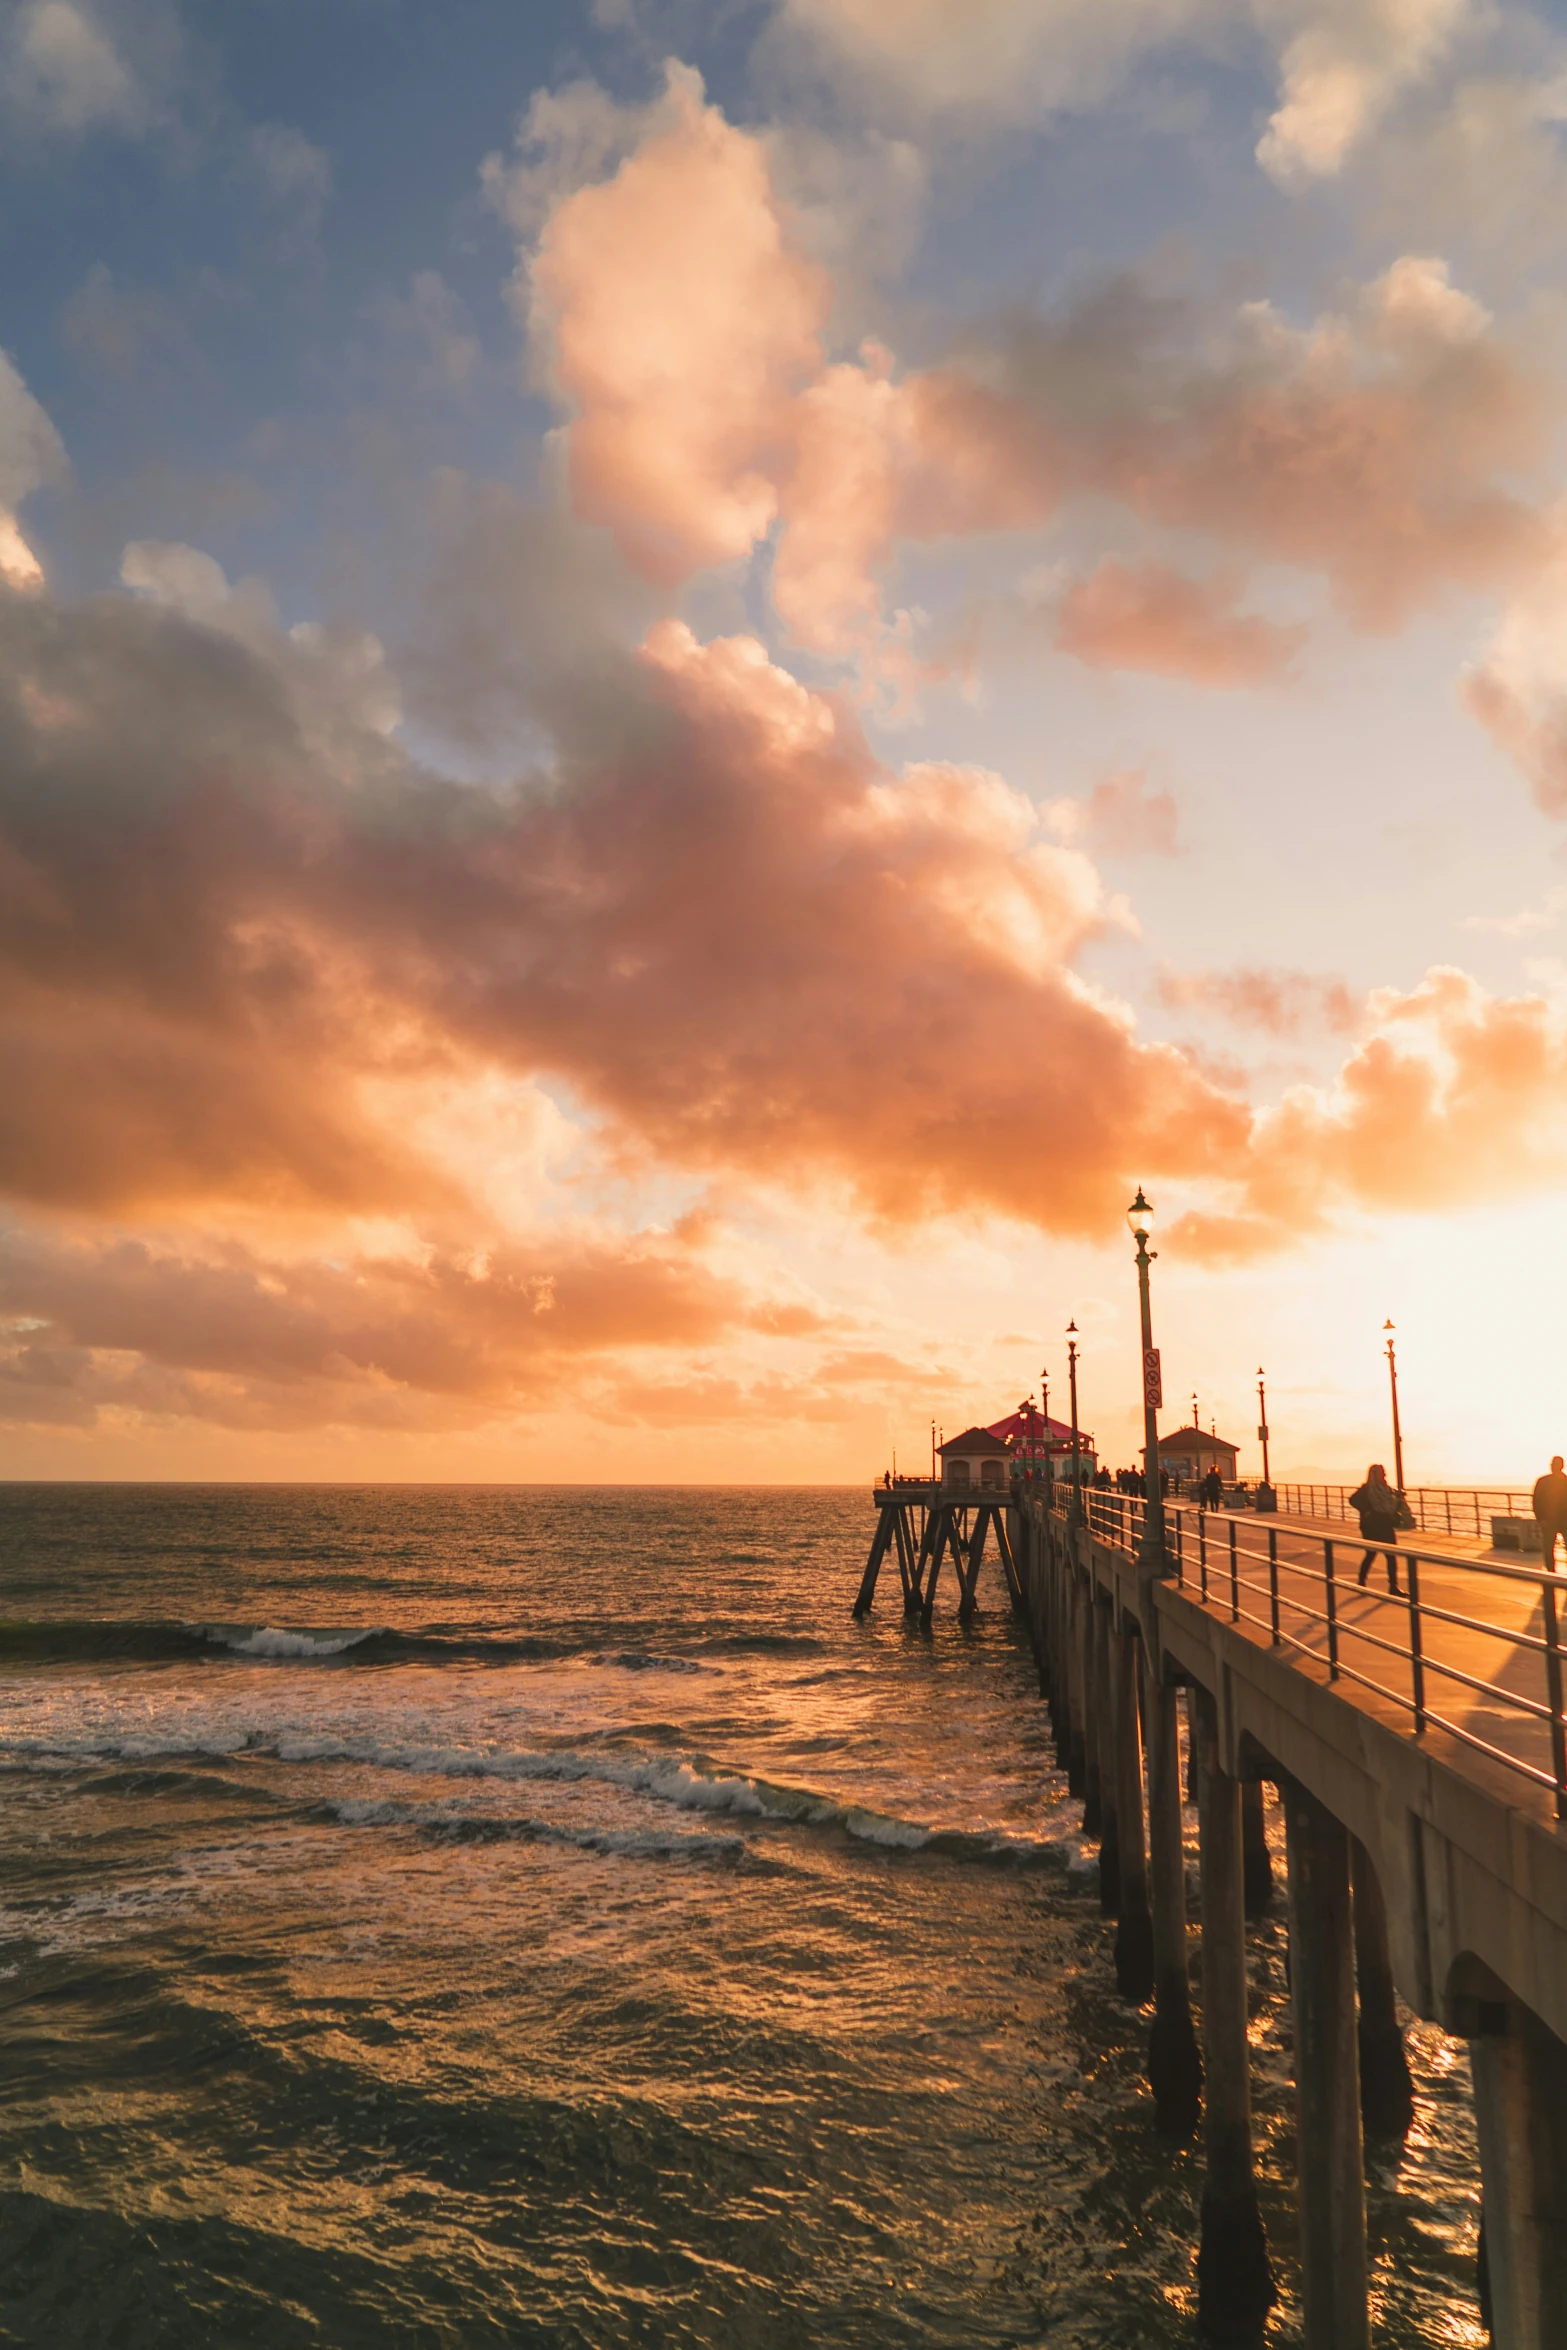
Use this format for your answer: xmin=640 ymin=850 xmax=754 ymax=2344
xmin=1127 ymin=1188 xmax=1166 ymax=1569
xmin=1066 ymin=1320 xmax=1082 ymax=1514
xmin=1257 ymin=1368 xmax=1271 ymax=1488
xmin=1383 ymin=1321 xmax=1406 ymax=1494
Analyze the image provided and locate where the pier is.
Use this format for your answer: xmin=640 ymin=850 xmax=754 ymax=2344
xmin=854 ymin=1475 xmax=1567 ymax=2347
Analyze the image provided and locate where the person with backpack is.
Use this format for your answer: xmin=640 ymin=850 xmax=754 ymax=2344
xmin=1350 ymin=1463 xmax=1403 ymax=1594
xmin=1533 ymin=1455 xmax=1567 ymax=1570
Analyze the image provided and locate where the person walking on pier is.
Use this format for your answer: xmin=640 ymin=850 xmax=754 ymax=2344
xmin=1350 ymin=1464 xmax=1403 ymax=1593
xmin=1200 ymin=1466 xmax=1224 ymax=1511
xmin=1533 ymin=1454 xmax=1567 ymax=1569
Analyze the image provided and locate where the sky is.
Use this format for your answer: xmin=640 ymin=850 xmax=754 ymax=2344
xmin=4 ymin=0 xmax=1567 ymax=1487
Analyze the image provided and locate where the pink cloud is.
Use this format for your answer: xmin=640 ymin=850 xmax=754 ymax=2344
xmin=531 ymin=67 xmax=827 ymax=585
xmin=1051 ymin=770 xmax=1182 ymax=859
xmin=1057 ymin=559 xmax=1305 ymax=686
xmin=1158 ymin=965 xmax=1360 ymax=1035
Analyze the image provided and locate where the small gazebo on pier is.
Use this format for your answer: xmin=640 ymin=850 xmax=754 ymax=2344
xmin=1151 ymin=1425 xmax=1240 ymax=1482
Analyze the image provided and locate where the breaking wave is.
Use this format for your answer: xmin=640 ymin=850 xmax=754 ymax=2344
xmin=0 ymin=1719 xmax=1071 ymax=1869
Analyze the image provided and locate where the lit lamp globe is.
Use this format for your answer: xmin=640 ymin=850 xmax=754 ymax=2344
xmin=1126 ymin=1189 xmax=1155 ymax=1243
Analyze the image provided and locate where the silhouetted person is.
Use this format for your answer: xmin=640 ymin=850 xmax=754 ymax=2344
xmin=1533 ymin=1455 xmax=1567 ymax=1570
xmin=1200 ymin=1467 xmax=1224 ymax=1511
xmin=1350 ymin=1463 xmax=1403 ymax=1594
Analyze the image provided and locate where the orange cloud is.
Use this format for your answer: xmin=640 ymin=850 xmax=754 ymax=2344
xmin=0 ymin=574 xmax=1245 ymax=1242
xmin=1057 ymin=559 xmax=1305 ymax=686
xmin=1158 ymin=965 xmax=1360 ymax=1035
xmin=1176 ymin=968 xmax=1567 ymax=1257
xmin=1049 ymin=770 xmax=1181 ymax=859
xmin=0 ymin=1217 xmax=824 ymax=1433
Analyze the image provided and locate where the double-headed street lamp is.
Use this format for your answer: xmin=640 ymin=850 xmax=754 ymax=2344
xmin=1127 ymin=1188 xmax=1167 ymax=1571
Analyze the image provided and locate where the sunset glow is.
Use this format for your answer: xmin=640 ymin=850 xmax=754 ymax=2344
xmin=6 ymin=0 xmax=1567 ymax=1484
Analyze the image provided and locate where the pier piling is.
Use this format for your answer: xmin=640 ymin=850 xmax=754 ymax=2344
xmin=1240 ymin=1779 xmax=1274 ymax=1915
xmin=1283 ymin=1780 xmax=1369 ymax=2350
xmin=1466 ymin=1992 xmax=1567 ymax=2349
xmin=1070 ymin=1571 xmax=1094 ymax=1817
xmin=1349 ymin=1837 xmax=1414 ymax=2140
xmin=1093 ymin=1596 xmax=1120 ymax=1916
xmin=1112 ymin=1621 xmax=1155 ymax=2002
xmin=1193 ymin=1684 xmax=1276 ymax=2343
xmin=1142 ymin=1656 xmax=1202 ymax=2135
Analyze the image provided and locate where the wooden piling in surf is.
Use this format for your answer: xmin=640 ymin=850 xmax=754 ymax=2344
xmin=1143 ymin=1654 xmax=1201 ymax=2136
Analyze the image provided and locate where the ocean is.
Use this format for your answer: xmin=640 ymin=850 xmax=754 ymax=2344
xmin=0 ymin=1484 xmax=1484 ymax=2347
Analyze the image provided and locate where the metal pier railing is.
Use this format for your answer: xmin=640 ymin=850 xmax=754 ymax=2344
xmin=1053 ymin=1485 xmax=1567 ymax=1818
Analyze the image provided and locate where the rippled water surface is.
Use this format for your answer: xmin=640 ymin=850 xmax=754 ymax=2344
xmin=0 ymin=1484 xmax=1483 ymax=2346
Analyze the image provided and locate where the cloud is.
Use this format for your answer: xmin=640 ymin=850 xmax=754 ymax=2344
xmin=119 ymin=537 xmax=401 ymax=739
xmin=1 ymin=0 xmax=146 ymax=134
xmin=1177 ymin=966 xmax=1567 ymax=1256
xmin=522 ymin=78 xmax=1547 ymax=679
xmin=771 ymin=0 xmax=1227 ymax=122
xmin=0 ymin=519 xmax=42 ymax=590
xmin=0 ymin=562 xmax=1248 ymax=1242
xmin=0 ymin=1217 xmax=809 ymax=1432
xmin=250 ymin=121 xmax=333 ymax=236
xmin=1462 ymin=511 xmax=1567 ymax=818
xmin=60 ymin=261 xmax=188 ymax=377
xmin=1460 ymin=889 xmax=1567 ymax=940
xmin=527 ymin=64 xmax=828 ymax=584
xmin=1048 ymin=770 xmax=1182 ymax=859
xmin=1257 ymin=0 xmax=1471 ymax=182
xmin=1056 ymin=557 xmax=1306 ymax=684
xmin=0 ymin=351 xmax=68 ymax=513
xmin=775 ymin=0 xmax=1475 ymax=184
xmin=0 ymin=349 xmax=68 ymax=588
xmin=1157 ymin=964 xmax=1359 ymax=1032
xmin=482 ymin=74 xmax=653 ymax=247
xmin=3 ymin=493 xmax=1565 ymax=1414
xmin=946 ymin=255 xmax=1540 ymax=633
xmin=362 ymin=271 xmax=482 ymax=395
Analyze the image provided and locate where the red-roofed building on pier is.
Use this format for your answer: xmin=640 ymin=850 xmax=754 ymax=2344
xmin=987 ymin=1401 xmax=1097 ymax=1482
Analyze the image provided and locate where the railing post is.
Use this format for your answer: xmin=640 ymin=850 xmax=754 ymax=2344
xmin=1543 ymin=1569 xmax=1567 ymax=1822
xmin=1407 ymin=1555 xmax=1426 ymax=1736
xmin=1268 ymin=1526 xmax=1280 ymax=1646
xmin=1174 ymin=1508 xmax=1184 ymax=1587
xmin=1229 ymin=1518 xmax=1239 ymax=1623
xmin=1324 ymin=1540 xmax=1339 ymax=1681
